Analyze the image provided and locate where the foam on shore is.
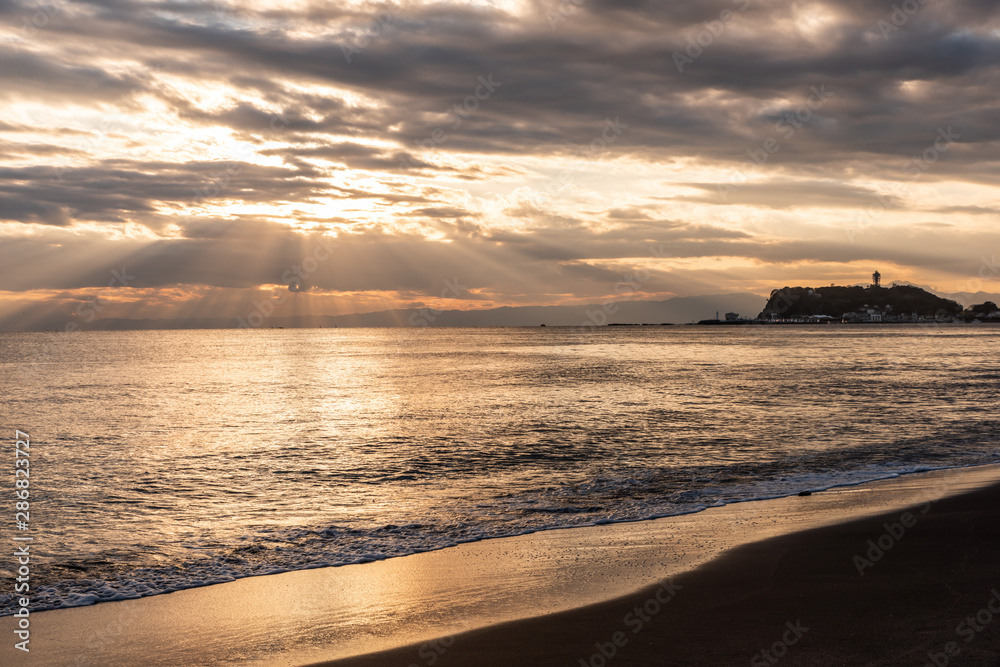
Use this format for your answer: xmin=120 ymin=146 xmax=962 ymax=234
xmin=7 ymin=459 xmax=997 ymax=618
xmin=3 ymin=463 xmax=1000 ymax=666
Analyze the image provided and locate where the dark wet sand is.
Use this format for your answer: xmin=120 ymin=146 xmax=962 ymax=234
xmin=319 ymin=482 xmax=1000 ymax=666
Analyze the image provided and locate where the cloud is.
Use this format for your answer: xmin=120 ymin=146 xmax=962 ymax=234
xmin=0 ymin=160 xmax=331 ymax=225
xmin=260 ymin=142 xmax=441 ymax=172
xmin=1 ymin=0 xmax=998 ymax=324
xmin=673 ymin=181 xmax=907 ymax=209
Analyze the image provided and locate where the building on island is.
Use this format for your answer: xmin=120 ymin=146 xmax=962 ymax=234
xmin=871 ymin=270 xmax=881 ymax=288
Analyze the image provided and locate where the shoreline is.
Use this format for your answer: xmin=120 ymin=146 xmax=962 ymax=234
xmin=3 ymin=463 xmax=999 ymax=665
xmin=7 ymin=461 xmax=994 ymax=619
xmin=322 ymin=471 xmax=1000 ymax=666
xmin=6 ymin=321 xmax=1000 ymax=332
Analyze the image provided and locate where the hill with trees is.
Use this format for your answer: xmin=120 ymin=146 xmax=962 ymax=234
xmin=757 ymin=284 xmax=963 ymax=320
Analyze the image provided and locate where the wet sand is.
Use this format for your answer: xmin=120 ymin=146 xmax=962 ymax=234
xmin=321 ymin=473 xmax=1000 ymax=666
xmin=3 ymin=465 xmax=999 ymax=666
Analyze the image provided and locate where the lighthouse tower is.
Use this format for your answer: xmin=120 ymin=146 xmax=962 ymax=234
xmin=872 ymin=270 xmax=881 ymax=288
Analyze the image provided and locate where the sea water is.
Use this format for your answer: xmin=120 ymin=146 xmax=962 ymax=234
xmin=1 ymin=325 xmax=997 ymax=615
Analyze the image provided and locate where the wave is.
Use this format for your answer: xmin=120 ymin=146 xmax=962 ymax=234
xmin=3 ymin=454 xmax=997 ymax=617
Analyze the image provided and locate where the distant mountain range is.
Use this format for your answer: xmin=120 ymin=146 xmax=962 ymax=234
xmin=11 ymin=285 xmax=1000 ymax=331
xmin=928 ymin=289 xmax=1000 ymax=309
xmin=25 ymin=292 xmax=767 ymax=330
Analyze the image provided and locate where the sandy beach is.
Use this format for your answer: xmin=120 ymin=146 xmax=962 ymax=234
xmin=323 ymin=470 xmax=1000 ymax=667
xmin=3 ymin=464 xmax=999 ymax=666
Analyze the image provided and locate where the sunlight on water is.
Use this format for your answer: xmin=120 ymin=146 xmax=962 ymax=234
xmin=1 ymin=326 xmax=998 ymax=614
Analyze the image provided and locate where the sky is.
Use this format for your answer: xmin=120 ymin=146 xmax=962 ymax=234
xmin=1 ymin=0 xmax=999 ymax=328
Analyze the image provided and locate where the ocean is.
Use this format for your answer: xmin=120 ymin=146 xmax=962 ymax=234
xmin=1 ymin=325 xmax=998 ymax=616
